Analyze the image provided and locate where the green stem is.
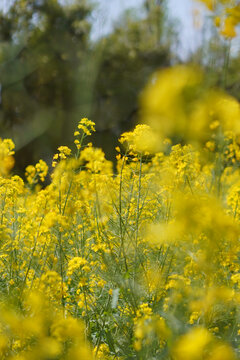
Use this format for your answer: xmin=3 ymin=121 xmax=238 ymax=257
xmin=222 ymin=39 xmax=231 ymax=89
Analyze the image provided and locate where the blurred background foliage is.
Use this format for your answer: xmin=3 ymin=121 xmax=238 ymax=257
xmin=0 ymin=0 xmax=239 ymax=175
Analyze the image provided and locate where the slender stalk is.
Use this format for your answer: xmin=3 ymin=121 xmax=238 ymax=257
xmin=222 ymin=39 xmax=231 ymax=89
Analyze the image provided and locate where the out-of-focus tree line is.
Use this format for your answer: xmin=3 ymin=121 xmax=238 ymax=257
xmin=0 ymin=0 xmax=174 ymax=174
xmin=0 ymin=0 xmax=239 ymax=175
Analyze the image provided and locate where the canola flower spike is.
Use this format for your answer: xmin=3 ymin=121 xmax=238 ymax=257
xmin=75 ymin=117 xmax=96 ymax=151
xmin=0 ymin=138 xmax=15 ymax=176
xmin=52 ymin=145 xmax=72 ymax=168
xmin=25 ymin=159 xmax=48 ymax=185
xmin=119 ymin=124 xmax=160 ymax=154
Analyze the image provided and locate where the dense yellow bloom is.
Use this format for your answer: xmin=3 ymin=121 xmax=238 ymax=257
xmin=79 ymin=145 xmax=112 ymax=173
xmin=119 ymin=124 xmax=160 ymax=154
xmin=25 ymin=159 xmax=48 ymax=185
xmin=141 ymin=65 xmax=240 ymax=147
xmin=221 ymin=16 xmax=237 ymax=37
xmin=208 ymin=344 xmax=236 ymax=360
xmin=0 ymin=292 xmax=93 ymax=360
xmin=173 ymin=326 xmax=236 ymax=359
xmin=173 ymin=327 xmax=212 ymax=360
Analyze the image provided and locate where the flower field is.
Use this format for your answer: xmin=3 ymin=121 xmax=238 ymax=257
xmin=0 ymin=1 xmax=240 ymax=359
xmin=0 ymin=66 xmax=240 ymax=359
